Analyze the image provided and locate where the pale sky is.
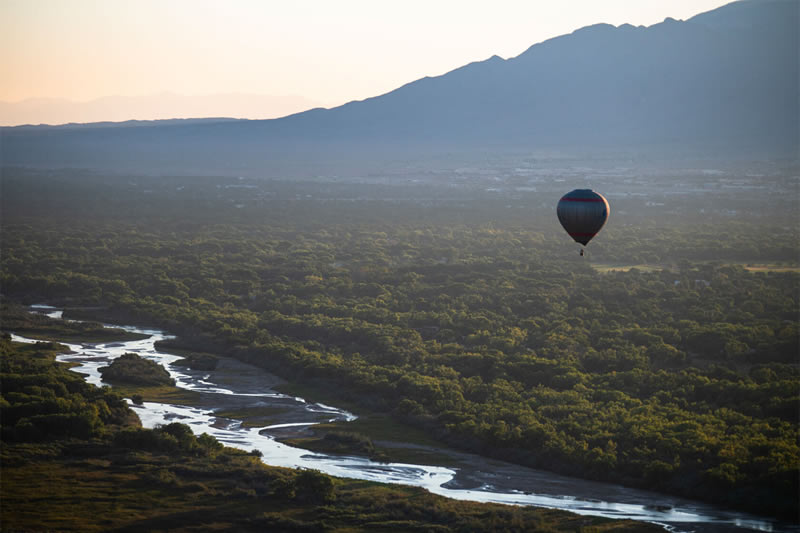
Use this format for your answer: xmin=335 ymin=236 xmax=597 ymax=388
xmin=1 ymin=0 xmax=734 ymax=123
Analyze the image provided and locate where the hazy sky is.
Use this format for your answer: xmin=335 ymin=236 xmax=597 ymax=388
xmin=2 ymin=0 xmax=733 ymax=121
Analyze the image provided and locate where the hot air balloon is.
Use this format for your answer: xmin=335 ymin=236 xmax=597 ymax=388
xmin=557 ymin=189 xmax=609 ymax=255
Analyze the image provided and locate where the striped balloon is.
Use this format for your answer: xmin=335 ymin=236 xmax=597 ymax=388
xmin=556 ymin=189 xmax=610 ymax=246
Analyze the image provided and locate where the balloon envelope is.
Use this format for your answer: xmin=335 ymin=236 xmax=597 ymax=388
xmin=556 ymin=189 xmax=610 ymax=246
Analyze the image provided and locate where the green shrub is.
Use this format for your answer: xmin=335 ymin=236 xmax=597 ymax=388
xmin=99 ymin=353 xmax=174 ymax=386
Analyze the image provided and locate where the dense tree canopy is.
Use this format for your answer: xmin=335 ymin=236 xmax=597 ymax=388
xmin=1 ymin=170 xmax=798 ymax=518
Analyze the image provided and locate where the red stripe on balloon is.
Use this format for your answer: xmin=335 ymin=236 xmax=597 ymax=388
xmin=560 ymin=197 xmax=604 ymax=202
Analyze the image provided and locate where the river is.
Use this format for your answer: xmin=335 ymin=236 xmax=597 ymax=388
xmin=10 ymin=305 xmax=796 ymax=533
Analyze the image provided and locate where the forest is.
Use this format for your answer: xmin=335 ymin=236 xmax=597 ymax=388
xmin=3 ymin=336 xmax=651 ymax=531
xmin=1 ymin=168 xmax=798 ymax=519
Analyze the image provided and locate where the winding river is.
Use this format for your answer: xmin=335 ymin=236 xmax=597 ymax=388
xmin=10 ymin=305 xmax=796 ymax=533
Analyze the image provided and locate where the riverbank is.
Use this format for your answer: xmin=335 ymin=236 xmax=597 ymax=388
xmin=5 ymin=338 xmax=653 ymax=533
xmin=0 ymin=301 xmax=148 ymax=343
xmin=274 ymin=379 xmax=472 ymax=466
xmin=0 ymin=305 xmax=531 ymax=473
xmin=5 ymin=303 xmax=795 ymax=531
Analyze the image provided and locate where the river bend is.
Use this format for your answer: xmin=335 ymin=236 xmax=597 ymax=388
xmin=10 ymin=305 xmax=795 ymax=533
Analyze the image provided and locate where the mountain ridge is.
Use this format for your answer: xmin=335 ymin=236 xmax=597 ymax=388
xmin=2 ymin=0 xmax=796 ymax=174
xmin=0 ymin=92 xmax=323 ymax=128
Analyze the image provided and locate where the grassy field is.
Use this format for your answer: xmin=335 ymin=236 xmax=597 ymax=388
xmin=591 ymin=263 xmax=665 ymax=273
xmin=108 ymin=383 xmax=209 ymax=406
xmin=592 ymin=262 xmax=800 ymax=273
xmin=212 ymin=406 xmax=295 ymax=428
xmin=741 ymin=264 xmax=800 ymax=272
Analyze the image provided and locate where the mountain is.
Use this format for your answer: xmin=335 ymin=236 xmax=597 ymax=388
xmin=0 ymin=93 xmax=322 ymax=127
xmin=2 ymin=0 xmax=797 ymax=175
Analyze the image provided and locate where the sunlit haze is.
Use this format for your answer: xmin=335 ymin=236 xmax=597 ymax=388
xmin=3 ymin=0 xmax=733 ymax=124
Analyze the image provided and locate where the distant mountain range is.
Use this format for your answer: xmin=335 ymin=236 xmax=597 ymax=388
xmin=2 ymin=0 xmax=797 ymax=175
xmin=0 ymin=93 xmax=322 ymax=127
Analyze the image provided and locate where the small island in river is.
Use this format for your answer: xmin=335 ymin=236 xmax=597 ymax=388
xmin=99 ymin=352 xmax=175 ymax=386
